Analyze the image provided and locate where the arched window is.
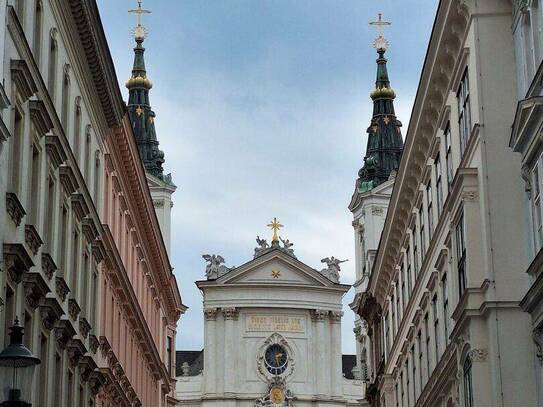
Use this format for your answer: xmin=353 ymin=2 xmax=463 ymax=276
xmin=73 ymin=96 xmax=82 ymax=161
xmin=61 ymin=64 xmax=70 ymax=129
xmin=463 ymin=356 xmax=473 ymax=407
xmin=94 ymin=150 xmax=101 ymax=208
xmin=48 ymin=29 xmax=58 ymax=101
xmin=33 ymin=0 xmax=43 ymax=65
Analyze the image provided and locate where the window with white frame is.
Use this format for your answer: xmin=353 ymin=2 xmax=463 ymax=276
xmin=456 ymin=211 xmax=467 ymax=297
xmin=435 ymin=153 xmax=444 ymax=214
xmin=406 ymin=360 xmax=411 ymax=407
xmin=401 ymin=262 xmax=407 ymax=310
xmin=391 ymin=292 xmax=396 ymax=337
xmin=457 ymin=69 xmax=472 ymax=157
xmin=417 ymin=331 xmax=423 ymax=387
xmin=400 ymin=371 xmax=405 ymax=407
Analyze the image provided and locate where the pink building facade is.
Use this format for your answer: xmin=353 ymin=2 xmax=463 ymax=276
xmin=96 ymin=113 xmax=184 ymax=407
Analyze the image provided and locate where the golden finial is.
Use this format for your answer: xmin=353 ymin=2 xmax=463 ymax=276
xmin=369 ymin=13 xmax=391 ymax=50
xmin=267 ymin=217 xmax=284 ymax=242
xmin=129 ymin=0 xmax=151 ymax=40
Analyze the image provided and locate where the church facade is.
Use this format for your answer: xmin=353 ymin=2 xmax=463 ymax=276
xmin=176 ymin=232 xmax=364 ymax=407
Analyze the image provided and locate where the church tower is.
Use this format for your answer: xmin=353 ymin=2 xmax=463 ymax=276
xmin=349 ymin=15 xmax=403 ymax=382
xmin=126 ymin=1 xmax=176 ymax=254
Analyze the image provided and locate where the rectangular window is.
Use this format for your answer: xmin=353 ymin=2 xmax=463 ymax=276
xmin=39 ymin=334 xmax=48 ymax=406
xmin=426 ymin=182 xmax=433 ymax=238
xmin=445 ymin=122 xmax=453 ymax=189
xmin=456 ymin=211 xmax=467 ymax=297
xmin=54 ymin=353 xmax=62 ymax=402
xmin=424 ymin=313 xmax=431 ymax=375
xmin=45 ymin=177 xmax=55 ymax=251
xmin=396 ymin=383 xmax=400 ymax=407
xmin=401 ymin=262 xmax=407 ymax=310
xmin=395 ymin=283 xmax=401 ymax=324
xmin=407 ymin=262 xmax=413 ymax=297
xmin=435 ymin=153 xmax=443 ymax=215
xmin=29 ymin=144 xmax=41 ymax=225
xmin=458 ymin=69 xmax=472 ymax=157
xmin=406 ymin=360 xmax=410 ymax=407
xmin=417 ymin=331 xmax=423 ymax=387
xmin=391 ymin=294 xmax=396 ymax=337
xmin=71 ymin=229 xmax=79 ymax=296
xmin=419 ymin=206 xmax=426 ymax=255
xmin=464 ymin=357 xmax=474 ymax=407
xmin=67 ymin=370 xmax=73 ymax=406
xmin=10 ymin=109 xmax=24 ymax=193
xmin=533 ymin=161 xmax=543 ymax=250
xmin=432 ymin=295 xmax=440 ymax=362
xmin=60 ymin=205 xmax=68 ymax=273
xmin=384 ymin=312 xmax=390 ymax=358
xmin=442 ymin=274 xmax=450 ymax=344
xmin=400 ymin=372 xmax=405 ymax=407
xmin=411 ymin=346 xmax=416 ymax=399
xmin=413 ymin=230 xmax=419 ymax=275
xmin=167 ymin=336 xmax=173 ymax=376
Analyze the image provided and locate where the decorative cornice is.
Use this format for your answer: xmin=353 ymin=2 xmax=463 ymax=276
xmin=39 ymin=297 xmax=64 ymax=331
xmin=45 ymin=134 xmax=67 ymax=169
xmin=3 ymin=243 xmax=34 ymax=283
xmin=41 ymin=253 xmax=57 ymax=280
xmin=89 ymin=334 xmax=100 ymax=354
xmin=82 ymin=217 xmax=99 ymax=242
xmin=54 ymin=319 xmax=76 ymax=350
xmin=71 ymin=193 xmax=90 ymax=221
xmin=59 ymin=165 xmax=78 ymax=194
xmin=67 ymin=338 xmax=86 ymax=367
xmin=10 ymin=59 xmax=37 ymax=101
xmin=29 ymin=100 xmax=54 ymax=136
xmin=68 ymin=298 xmax=82 ymax=321
xmin=79 ymin=317 xmax=92 ymax=339
xmin=467 ymin=348 xmax=488 ymax=362
xmin=91 ymin=239 xmax=106 ymax=263
xmin=204 ymin=308 xmax=218 ymax=320
xmin=222 ymin=307 xmax=239 ymax=320
xmin=6 ymin=192 xmax=26 ymax=226
xmin=24 ymin=224 xmax=43 ymax=255
xmin=329 ymin=311 xmax=343 ymax=323
xmin=22 ymin=272 xmax=50 ymax=309
xmin=311 ymin=309 xmax=328 ymax=322
xmin=55 ymin=276 xmax=70 ymax=302
xmin=67 ymin=0 xmax=124 ymax=127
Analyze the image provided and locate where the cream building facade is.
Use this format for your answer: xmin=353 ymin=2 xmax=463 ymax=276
xmin=510 ymin=1 xmax=543 ymax=406
xmin=0 ymin=0 xmax=117 ymax=405
xmin=354 ymin=1 xmax=539 ymax=406
xmin=176 ymin=236 xmax=364 ymax=407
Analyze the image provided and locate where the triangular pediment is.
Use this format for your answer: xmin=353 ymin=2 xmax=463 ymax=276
xmin=211 ymin=249 xmax=338 ymax=288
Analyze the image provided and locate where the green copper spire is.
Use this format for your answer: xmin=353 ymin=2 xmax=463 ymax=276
xmin=126 ymin=1 xmax=169 ymax=182
xmin=354 ymin=16 xmax=403 ymax=193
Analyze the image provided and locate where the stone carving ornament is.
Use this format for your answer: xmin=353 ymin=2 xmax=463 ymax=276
xmin=467 ymin=348 xmax=488 ymax=362
xmin=254 ymin=376 xmax=295 ymax=407
xmin=319 ymin=257 xmax=347 ymax=283
xmin=202 ymin=254 xmax=232 ymax=279
xmin=257 ymin=333 xmax=295 ymax=382
xmin=254 ymin=235 xmax=270 ymax=258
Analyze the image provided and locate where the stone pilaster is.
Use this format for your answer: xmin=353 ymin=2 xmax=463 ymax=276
xmin=312 ymin=309 xmax=328 ymax=396
xmin=330 ymin=311 xmax=343 ymax=397
xmin=222 ymin=307 xmax=238 ymax=394
xmin=204 ymin=308 xmax=217 ymax=394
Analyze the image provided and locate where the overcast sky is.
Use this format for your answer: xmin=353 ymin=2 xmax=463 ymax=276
xmin=97 ymin=0 xmax=437 ymax=354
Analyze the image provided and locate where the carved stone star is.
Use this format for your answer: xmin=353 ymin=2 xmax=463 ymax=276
xmin=383 ymin=116 xmax=390 ymax=125
xmin=271 ymin=270 xmax=281 ymax=278
xmin=135 ymin=106 xmax=143 ymax=116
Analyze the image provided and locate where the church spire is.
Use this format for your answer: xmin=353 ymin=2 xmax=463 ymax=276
xmin=354 ymin=14 xmax=403 ymax=194
xmin=126 ymin=1 xmax=168 ymax=181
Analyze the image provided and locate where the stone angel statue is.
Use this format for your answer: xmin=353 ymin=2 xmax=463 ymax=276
xmin=202 ymin=254 xmax=230 ymax=280
xmin=319 ymin=257 xmax=348 ymax=283
xmin=254 ymin=235 xmax=270 ymax=258
xmin=279 ymin=237 xmax=296 ymax=258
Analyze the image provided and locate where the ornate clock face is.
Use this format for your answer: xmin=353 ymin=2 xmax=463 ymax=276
xmin=264 ymin=344 xmax=288 ymax=375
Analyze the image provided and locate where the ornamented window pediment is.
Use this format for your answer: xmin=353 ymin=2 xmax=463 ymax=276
xmin=10 ymin=59 xmax=37 ymax=101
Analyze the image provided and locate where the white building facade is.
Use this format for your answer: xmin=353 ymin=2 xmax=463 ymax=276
xmin=355 ymin=1 xmax=539 ymax=406
xmin=176 ymin=238 xmax=363 ymax=407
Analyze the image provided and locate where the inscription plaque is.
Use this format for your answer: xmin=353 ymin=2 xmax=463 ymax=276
xmin=247 ymin=315 xmax=305 ymax=333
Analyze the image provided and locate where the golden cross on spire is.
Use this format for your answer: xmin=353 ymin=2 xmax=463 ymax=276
xmin=129 ymin=0 xmax=151 ymax=40
xmin=267 ymin=217 xmax=284 ymax=242
xmin=369 ymin=13 xmax=391 ymax=50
